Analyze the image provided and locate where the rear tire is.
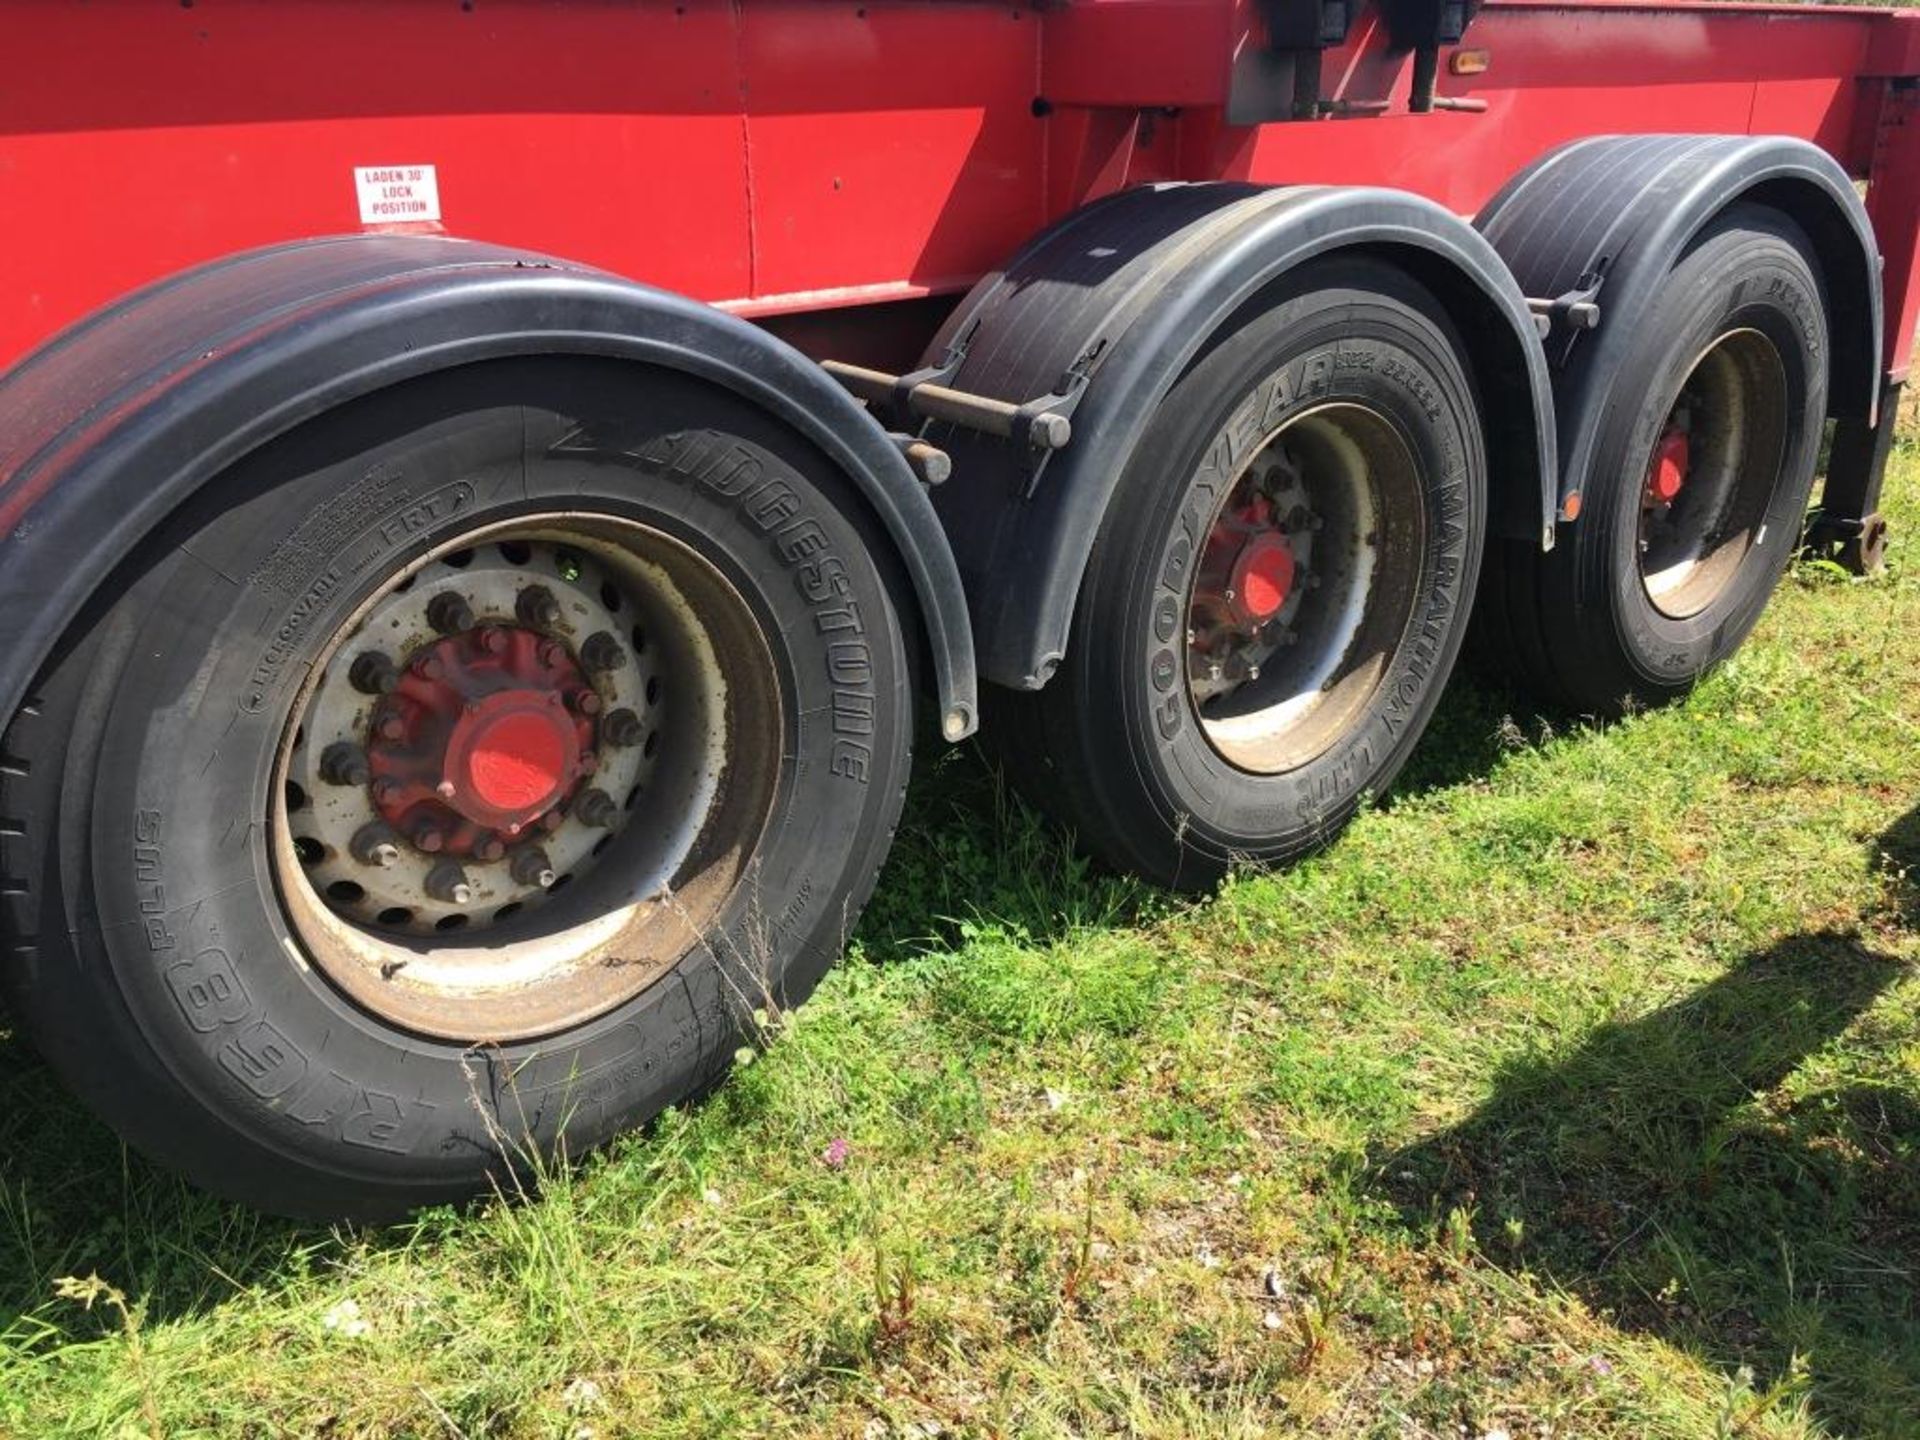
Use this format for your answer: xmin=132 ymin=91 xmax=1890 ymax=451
xmin=0 ymin=359 xmax=912 ymax=1220
xmin=1474 ymin=205 xmax=1830 ymax=715
xmin=990 ymin=258 xmax=1487 ymax=890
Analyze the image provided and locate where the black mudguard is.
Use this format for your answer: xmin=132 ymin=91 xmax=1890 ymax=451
xmin=0 ymin=236 xmax=978 ymax=737
xmin=916 ymin=183 xmax=1558 ymax=692
xmin=1476 ymin=134 xmax=1884 ymax=517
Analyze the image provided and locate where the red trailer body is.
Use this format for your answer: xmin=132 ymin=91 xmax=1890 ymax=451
xmin=1 ymin=1 xmax=1916 ymax=1218
xmin=3 ymin=0 xmax=1917 ymax=376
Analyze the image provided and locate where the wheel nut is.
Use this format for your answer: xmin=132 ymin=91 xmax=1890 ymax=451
xmin=373 ymin=706 xmax=408 ymax=743
xmin=573 ymin=787 xmax=617 ymax=828
xmin=577 ymin=751 xmax=600 ymax=776
xmin=568 ymin=688 xmax=604 ymax=716
xmin=350 ymin=821 xmax=403 ymax=868
xmin=349 ymin=651 xmax=400 ymax=695
xmin=517 ymin=585 xmax=564 ymax=629
xmin=424 ymin=860 xmax=472 ymax=905
xmin=473 ymin=832 xmax=506 ymax=863
xmin=319 ymin=742 xmax=371 ymax=788
xmin=475 ymin=626 xmax=510 ymax=656
xmin=603 ymin=708 xmax=644 ymax=747
xmin=411 ymin=821 xmax=447 ymax=854
xmin=537 ymin=809 xmax=565 ymax=834
xmin=426 ymin=592 xmax=474 ymax=635
xmin=510 ymin=847 xmax=557 ymax=889
xmin=413 ymin=653 xmax=445 ymax=681
xmin=537 ymin=639 xmax=568 ymax=669
xmin=580 ymin=631 xmax=627 ymax=674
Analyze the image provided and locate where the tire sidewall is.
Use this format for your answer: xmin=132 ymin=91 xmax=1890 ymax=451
xmin=1587 ymin=218 xmax=1829 ymax=694
xmin=78 ymin=362 xmax=910 ymax=1205
xmin=1084 ymin=273 xmax=1486 ymax=871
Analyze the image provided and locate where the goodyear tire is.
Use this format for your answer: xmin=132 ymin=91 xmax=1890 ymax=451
xmin=989 ymin=257 xmax=1487 ymax=890
xmin=1476 ymin=205 xmax=1830 ymax=714
xmin=0 ymin=359 xmax=912 ymax=1220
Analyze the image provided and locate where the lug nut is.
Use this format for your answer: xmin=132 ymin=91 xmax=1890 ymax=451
xmin=319 ymin=742 xmax=371 ymax=788
xmin=537 ymin=639 xmax=568 ymax=669
xmin=349 ymin=821 xmax=403 ymax=868
xmin=426 ymin=591 xmax=475 ymax=635
xmin=577 ymin=751 xmax=600 ymax=776
xmin=536 ymin=809 xmax=565 ymax=834
xmin=475 ymin=625 xmax=510 ymax=656
xmin=510 ymin=846 xmax=557 ymax=889
xmin=424 ymin=860 xmax=473 ymax=905
xmin=412 ymin=653 xmax=445 ymax=681
xmin=349 ymin=651 xmax=400 ymax=695
xmin=411 ymin=821 xmax=447 ymax=854
xmin=580 ymin=631 xmax=627 ymax=674
xmin=371 ymin=777 xmax=401 ymax=804
xmin=517 ymin=585 xmax=564 ymax=629
xmin=372 ymin=705 xmax=409 ymax=743
xmin=573 ymin=787 xmax=617 ymax=828
xmin=473 ymin=832 xmax=507 ymax=863
xmin=603 ymin=708 xmax=644 ymax=747
xmin=568 ymin=688 xmax=604 ymax=716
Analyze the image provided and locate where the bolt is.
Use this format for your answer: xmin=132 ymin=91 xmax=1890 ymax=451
xmin=373 ymin=706 xmax=408 ymax=743
xmin=437 ymin=779 xmax=458 ymax=800
xmin=349 ymin=821 xmax=403 ymax=868
xmin=319 ymin=742 xmax=371 ymax=788
xmin=1305 ymin=574 xmax=1322 ymax=590
xmin=578 ymin=750 xmax=600 ymax=776
xmin=371 ymin=777 xmax=401 ymax=804
xmin=568 ymin=688 xmax=604 ymax=717
xmin=517 ymin=585 xmax=564 ymax=629
xmin=413 ymin=653 xmax=445 ymax=681
xmin=574 ymin=787 xmax=617 ymax=828
xmin=424 ymin=860 xmax=473 ymax=906
xmin=580 ymin=631 xmax=627 ymax=674
xmin=349 ymin=651 xmax=400 ymax=695
xmin=473 ymin=832 xmax=507 ymax=863
xmin=537 ymin=809 xmax=565 ymax=834
xmin=411 ymin=820 xmax=447 ymax=854
xmin=510 ymin=847 xmax=557 ymax=889
xmin=537 ymin=639 xmax=568 ymax=669
xmin=426 ymin=591 xmax=475 ymax=635
xmin=603 ymin=708 xmax=644 ymax=747
xmin=475 ymin=626 xmax=510 ymax=656
xmin=1248 ymin=665 xmax=1262 ymax=681
xmin=1208 ymin=662 xmax=1223 ymax=682
xmin=1224 ymin=587 xmax=1236 ymax=603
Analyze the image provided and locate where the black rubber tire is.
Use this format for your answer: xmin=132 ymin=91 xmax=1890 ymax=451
xmin=987 ymin=257 xmax=1487 ymax=891
xmin=1473 ymin=205 xmax=1830 ymax=715
xmin=0 ymin=359 xmax=912 ymax=1221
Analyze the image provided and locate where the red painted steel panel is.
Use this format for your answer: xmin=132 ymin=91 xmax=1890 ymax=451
xmin=1 ymin=0 xmax=1917 ymax=384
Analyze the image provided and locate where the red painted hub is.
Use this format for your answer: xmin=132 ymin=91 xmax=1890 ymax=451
xmin=1195 ymin=493 xmax=1297 ymax=632
xmin=366 ymin=626 xmax=598 ymax=855
xmin=1647 ymin=426 xmax=1690 ymax=505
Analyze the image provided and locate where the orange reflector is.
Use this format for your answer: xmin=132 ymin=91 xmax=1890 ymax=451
xmin=1450 ymin=49 xmax=1491 ymax=76
xmin=1561 ymin=491 xmax=1583 ymax=522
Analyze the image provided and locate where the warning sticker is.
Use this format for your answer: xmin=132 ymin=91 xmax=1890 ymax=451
xmin=354 ymin=165 xmax=441 ymax=225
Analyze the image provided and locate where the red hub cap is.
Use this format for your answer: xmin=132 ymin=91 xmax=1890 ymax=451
xmin=1647 ymin=427 xmax=1690 ymax=505
xmin=367 ymin=627 xmax=597 ymax=854
xmin=1195 ymin=493 xmax=1298 ymax=632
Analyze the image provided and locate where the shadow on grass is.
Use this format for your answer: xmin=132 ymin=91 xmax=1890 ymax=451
xmin=1372 ymin=806 xmax=1920 ymax=1434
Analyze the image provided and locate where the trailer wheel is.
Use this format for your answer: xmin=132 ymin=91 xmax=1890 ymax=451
xmin=0 ymin=360 xmax=911 ymax=1219
xmin=991 ymin=258 xmax=1485 ymax=889
xmin=1478 ymin=205 xmax=1830 ymax=714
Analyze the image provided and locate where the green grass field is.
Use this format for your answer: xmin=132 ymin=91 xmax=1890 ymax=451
xmin=3 ymin=439 xmax=1918 ymax=1438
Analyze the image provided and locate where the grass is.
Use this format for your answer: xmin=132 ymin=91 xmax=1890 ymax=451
xmin=3 ymin=440 xmax=1920 ymax=1438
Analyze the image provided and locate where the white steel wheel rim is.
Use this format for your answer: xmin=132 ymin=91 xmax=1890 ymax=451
xmin=270 ymin=514 xmax=782 ymax=1043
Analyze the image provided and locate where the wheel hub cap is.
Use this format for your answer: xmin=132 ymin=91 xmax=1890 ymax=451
xmin=367 ymin=628 xmax=596 ymax=847
xmin=1647 ymin=426 xmax=1690 ymax=506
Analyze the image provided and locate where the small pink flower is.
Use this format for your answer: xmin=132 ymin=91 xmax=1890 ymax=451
xmin=821 ymin=1136 xmax=850 ymax=1169
xmin=1589 ymin=1355 xmax=1614 ymax=1376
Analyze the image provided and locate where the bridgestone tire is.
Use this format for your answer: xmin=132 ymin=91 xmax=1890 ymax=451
xmin=0 ymin=360 xmax=912 ymax=1221
xmin=989 ymin=258 xmax=1487 ymax=891
xmin=1474 ymin=205 xmax=1830 ymax=715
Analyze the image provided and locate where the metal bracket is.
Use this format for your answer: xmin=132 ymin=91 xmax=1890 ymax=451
xmin=1525 ymin=284 xmax=1602 ymax=339
xmin=821 ymin=329 xmax=1101 ymax=496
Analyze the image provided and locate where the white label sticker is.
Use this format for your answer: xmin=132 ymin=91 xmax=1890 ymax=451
xmin=354 ymin=165 xmax=441 ymax=225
